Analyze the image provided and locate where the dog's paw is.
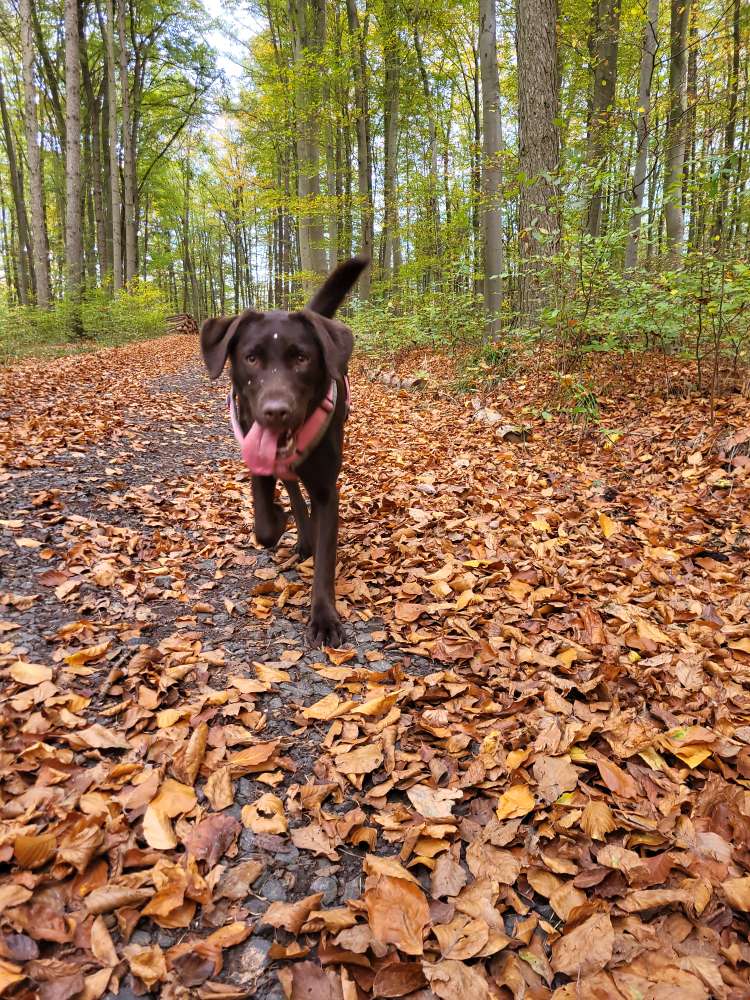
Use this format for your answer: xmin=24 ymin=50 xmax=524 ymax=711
xmin=307 ymin=605 xmax=344 ymax=648
xmin=295 ymin=536 xmax=313 ymax=560
xmin=254 ymin=504 xmax=288 ymax=549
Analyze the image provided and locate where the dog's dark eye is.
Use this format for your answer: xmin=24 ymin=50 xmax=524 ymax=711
xmin=295 ymin=352 xmax=308 ymax=365
xmin=246 ymin=353 xmax=259 ymax=365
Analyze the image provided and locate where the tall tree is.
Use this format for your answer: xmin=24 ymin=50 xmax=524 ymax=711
xmin=19 ymin=0 xmax=51 ymax=307
xmin=585 ymin=0 xmax=621 ymax=238
xmin=346 ymin=0 xmax=373 ymax=297
xmin=381 ymin=25 xmax=401 ymax=281
xmin=414 ymin=24 xmax=441 ymax=282
xmin=291 ymin=0 xmax=327 ymax=288
xmin=80 ymin=15 xmax=108 ymax=280
xmin=516 ymin=0 xmax=560 ymax=323
xmin=663 ymin=0 xmax=691 ymax=266
xmin=118 ymin=0 xmax=136 ymax=282
xmin=713 ymin=0 xmax=741 ymax=242
xmin=64 ymin=0 xmax=83 ymax=314
xmin=0 ymin=68 xmax=32 ymax=304
xmin=104 ymin=0 xmax=122 ymax=289
xmin=624 ymin=0 xmax=659 ymax=269
xmin=478 ymin=0 xmax=503 ymax=337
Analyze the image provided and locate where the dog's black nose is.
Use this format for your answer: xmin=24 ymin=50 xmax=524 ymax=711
xmin=262 ymin=401 xmax=291 ymax=424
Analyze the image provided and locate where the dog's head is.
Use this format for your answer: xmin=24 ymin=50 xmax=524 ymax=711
xmin=200 ymin=257 xmax=368 ymax=436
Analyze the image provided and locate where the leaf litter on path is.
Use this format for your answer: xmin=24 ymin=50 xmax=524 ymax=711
xmin=0 ymin=340 xmax=749 ymax=997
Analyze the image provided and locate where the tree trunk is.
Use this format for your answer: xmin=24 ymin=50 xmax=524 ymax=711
xmin=471 ymin=41 xmax=482 ymax=296
xmin=0 ymin=69 xmax=32 ymax=305
xmin=118 ymin=0 xmax=137 ymax=283
xmin=105 ymin=0 xmax=122 ymax=290
xmin=20 ymin=0 xmax=51 ymax=307
xmin=685 ymin=7 xmax=699 ymax=251
xmin=64 ymin=0 xmax=83 ymax=326
xmin=713 ymin=0 xmax=740 ymax=243
xmin=624 ymin=0 xmax=659 ymax=269
xmin=381 ymin=29 xmax=401 ymax=282
xmin=664 ymin=0 xmax=691 ymax=266
xmin=346 ymin=0 xmax=372 ymax=297
xmin=80 ymin=16 xmax=108 ymax=280
xmin=291 ymin=0 xmax=327 ymax=292
xmin=585 ymin=0 xmax=621 ymax=238
xmin=414 ymin=27 xmax=441 ymax=287
xmin=479 ymin=0 xmax=503 ymax=338
xmin=516 ymin=0 xmax=560 ymax=323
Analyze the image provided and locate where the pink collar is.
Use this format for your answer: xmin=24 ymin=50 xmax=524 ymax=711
xmin=228 ymin=378 xmax=349 ymax=481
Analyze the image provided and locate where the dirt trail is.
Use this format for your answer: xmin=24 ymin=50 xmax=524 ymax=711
xmin=1 ymin=338 xmax=750 ymax=999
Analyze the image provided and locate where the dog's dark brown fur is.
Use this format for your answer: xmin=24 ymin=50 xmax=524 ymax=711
xmin=199 ymin=256 xmax=368 ymax=646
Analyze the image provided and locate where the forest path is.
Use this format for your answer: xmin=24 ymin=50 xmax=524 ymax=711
xmin=0 ymin=337 xmax=749 ymax=998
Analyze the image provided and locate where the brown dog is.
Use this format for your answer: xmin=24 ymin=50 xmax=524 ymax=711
xmin=200 ymin=256 xmax=368 ymax=646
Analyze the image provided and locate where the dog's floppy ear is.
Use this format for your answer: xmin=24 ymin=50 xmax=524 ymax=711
xmin=296 ymin=308 xmax=354 ymax=381
xmin=200 ymin=310 xmax=261 ymax=379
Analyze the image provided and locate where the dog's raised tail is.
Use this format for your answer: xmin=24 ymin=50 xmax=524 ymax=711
xmin=307 ymin=255 xmax=369 ymax=318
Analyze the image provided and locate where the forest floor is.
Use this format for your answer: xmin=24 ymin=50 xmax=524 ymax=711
xmin=1 ymin=335 xmax=750 ymax=1000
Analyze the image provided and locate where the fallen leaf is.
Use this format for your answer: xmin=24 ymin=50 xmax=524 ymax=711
xmin=142 ymin=779 xmax=197 ymax=850
xmin=365 ymin=876 xmax=430 ymax=956
xmin=241 ymin=793 xmax=287 ymax=834
xmin=262 ymin=893 xmax=324 ymax=934
xmin=533 ymin=755 xmax=579 ymax=804
xmin=551 ymin=913 xmax=614 ymax=977
xmin=8 ymin=662 xmax=53 ymax=685
xmin=495 ymin=783 xmax=535 ymax=819
xmin=184 ymin=814 xmax=240 ymax=865
xmin=406 ymin=784 xmax=463 ymax=818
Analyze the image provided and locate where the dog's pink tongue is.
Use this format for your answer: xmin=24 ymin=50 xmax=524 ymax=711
xmin=242 ymin=423 xmax=280 ymax=476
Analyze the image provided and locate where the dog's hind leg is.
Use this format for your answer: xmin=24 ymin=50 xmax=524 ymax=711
xmin=251 ymin=476 xmax=288 ymax=548
xmin=284 ymin=481 xmax=313 ymax=559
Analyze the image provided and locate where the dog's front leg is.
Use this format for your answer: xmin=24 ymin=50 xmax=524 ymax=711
xmin=307 ymin=487 xmax=342 ymax=647
xmin=284 ymin=481 xmax=313 ymax=559
xmin=251 ymin=476 xmax=288 ymax=548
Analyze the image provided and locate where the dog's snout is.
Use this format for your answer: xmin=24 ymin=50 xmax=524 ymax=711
xmin=261 ymin=399 xmax=291 ymax=425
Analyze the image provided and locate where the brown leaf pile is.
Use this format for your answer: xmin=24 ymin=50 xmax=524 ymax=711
xmin=0 ymin=340 xmax=749 ymax=999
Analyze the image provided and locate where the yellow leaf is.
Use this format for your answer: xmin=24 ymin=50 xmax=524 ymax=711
xmin=672 ymin=744 xmax=712 ymax=768
xmin=635 ymin=618 xmax=672 ymax=645
xmin=302 ymin=693 xmax=357 ymax=720
xmin=580 ymin=800 xmax=617 ymax=840
xmin=9 ymin=662 xmax=53 ymax=685
xmin=228 ymin=675 xmax=266 ymax=694
xmin=334 ymin=743 xmax=384 ymax=775
xmin=598 ymin=512 xmax=619 ymax=539
xmin=506 ymin=748 xmax=531 ymax=771
xmin=142 ymin=779 xmax=197 ymax=850
xmin=204 ymin=767 xmax=234 ymax=810
xmin=156 ymin=708 xmax=183 ymax=729
xmin=496 ymin=784 xmax=535 ymax=820
xmin=556 ymin=648 xmax=577 ymax=668
xmin=638 ymin=746 xmax=667 ymax=771
xmin=254 ymin=662 xmax=290 ymax=684
xmin=0 ymin=959 xmax=24 ymax=993
xmin=14 ymin=834 xmax=56 ymax=869
xmin=241 ymin=793 xmax=288 ymax=834
xmin=454 ymin=589 xmax=476 ymax=611
xmin=64 ymin=642 xmax=110 ymax=667
xmin=351 ymin=689 xmax=401 ymax=717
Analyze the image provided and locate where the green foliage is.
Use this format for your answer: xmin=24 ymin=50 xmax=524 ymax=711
xmin=0 ymin=284 xmax=171 ymax=362
xmin=525 ymin=238 xmax=750 ymax=383
xmin=351 ymin=286 xmax=485 ymax=356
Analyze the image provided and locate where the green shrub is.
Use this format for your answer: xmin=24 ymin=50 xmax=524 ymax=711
xmin=351 ymin=286 xmax=484 ymax=357
xmin=0 ymin=283 xmax=171 ymax=362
